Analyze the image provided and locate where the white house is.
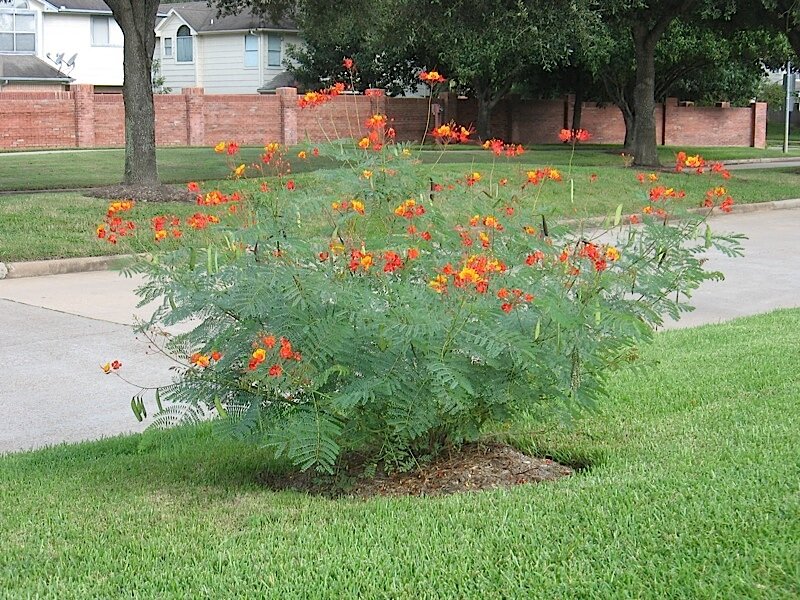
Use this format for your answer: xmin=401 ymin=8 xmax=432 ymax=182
xmin=155 ymin=2 xmax=301 ymax=94
xmin=0 ymin=0 xmax=142 ymax=91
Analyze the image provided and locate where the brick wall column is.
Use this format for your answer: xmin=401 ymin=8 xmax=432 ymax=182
xmin=183 ymin=87 xmax=205 ymax=146
xmin=439 ymin=91 xmax=459 ymax=124
xmin=751 ymin=101 xmax=767 ymax=148
xmin=276 ymin=87 xmax=298 ymax=145
xmin=73 ymin=84 xmax=95 ymax=148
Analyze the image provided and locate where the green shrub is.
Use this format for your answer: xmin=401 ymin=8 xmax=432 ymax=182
xmin=102 ymin=115 xmax=742 ymax=474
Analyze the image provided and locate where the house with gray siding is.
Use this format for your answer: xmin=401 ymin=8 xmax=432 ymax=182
xmin=155 ymin=2 xmax=301 ymax=94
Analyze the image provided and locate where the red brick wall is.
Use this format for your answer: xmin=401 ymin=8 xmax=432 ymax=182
xmin=93 ymin=94 xmax=125 ymax=147
xmin=154 ymin=95 xmax=189 ymax=146
xmin=296 ymin=96 xmax=373 ymax=141
xmin=0 ymin=91 xmax=76 ymax=149
xmin=664 ymin=104 xmax=756 ymax=147
xmin=510 ymin=99 xmax=567 ymax=144
xmin=0 ymin=87 xmax=768 ymax=150
xmin=386 ymin=97 xmax=430 ymax=141
xmin=203 ymin=95 xmax=282 ymax=145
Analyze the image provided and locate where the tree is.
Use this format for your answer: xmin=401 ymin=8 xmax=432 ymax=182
xmin=104 ymin=1 xmax=161 ymax=186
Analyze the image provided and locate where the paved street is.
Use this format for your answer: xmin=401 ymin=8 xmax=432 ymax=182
xmin=1 ymin=207 xmax=799 ymax=454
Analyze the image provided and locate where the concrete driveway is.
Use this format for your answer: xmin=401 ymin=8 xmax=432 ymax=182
xmin=1 ymin=207 xmax=799 ymax=454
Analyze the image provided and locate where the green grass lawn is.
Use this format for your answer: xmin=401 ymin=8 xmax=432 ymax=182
xmin=1 ymin=309 xmax=798 ymax=598
xmin=0 ymin=143 xmax=794 ymax=192
xmin=2 ymin=155 xmax=800 ymax=262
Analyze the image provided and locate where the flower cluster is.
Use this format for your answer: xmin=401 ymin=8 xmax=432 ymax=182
xmin=636 ymin=172 xmax=660 ymax=184
xmin=526 ymin=168 xmax=563 ymax=185
xmin=214 ymin=141 xmax=240 ymax=156
xmin=466 ymin=171 xmax=482 ymax=186
xmin=559 ymin=128 xmax=591 ymax=143
xmin=187 ymin=213 xmax=221 ymax=230
xmin=419 ymin=70 xmax=446 ymax=84
xmin=331 ymin=199 xmax=365 ymax=215
xmin=497 ymin=287 xmax=535 ymax=313
xmin=703 ymin=186 xmax=734 ymax=212
xmin=96 ymin=200 xmax=136 ymax=245
xmin=349 ymin=248 xmax=374 ymax=272
xmin=675 ymin=151 xmax=703 ymax=171
xmin=429 ymin=254 xmax=507 ymax=295
xmin=248 ymin=334 xmax=302 ymax=374
xmin=562 ymin=241 xmax=621 ymax=274
xmin=101 ymin=360 xmax=122 ymax=374
xmin=394 ymin=198 xmax=425 ymax=219
xmin=152 ymin=215 xmax=182 ymax=241
xmin=298 ymin=82 xmax=346 ymax=109
xmin=189 ymin=350 xmax=221 ymax=368
xmin=431 ymin=122 xmax=473 ymax=144
xmin=649 ymin=186 xmax=686 ymax=202
xmin=482 ymin=138 xmax=525 ymax=157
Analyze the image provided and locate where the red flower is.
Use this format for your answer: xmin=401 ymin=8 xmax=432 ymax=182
xmin=343 ymin=57 xmax=354 ymax=70
xmin=187 ymin=182 xmax=200 ymax=193
xmin=500 ymin=303 xmax=513 ymax=313
xmin=286 ymin=180 xmax=296 ymax=190
xmin=268 ymin=364 xmax=283 ymax=378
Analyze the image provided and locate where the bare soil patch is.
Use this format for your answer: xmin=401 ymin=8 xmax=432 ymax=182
xmin=259 ymin=443 xmax=573 ymax=499
xmin=84 ymin=183 xmax=194 ymax=203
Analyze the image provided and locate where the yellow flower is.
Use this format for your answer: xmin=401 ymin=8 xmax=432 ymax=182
xmin=331 ymin=202 xmax=340 ymax=210
xmin=402 ymin=148 xmax=412 ymax=156
xmin=471 ymin=172 xmax=481 ymax=182
xmin=252 ymin=348 xmax=266 ymax=362
xmin=214 ymin=142 xmax=226 ymax=153
xmin=351 ymin=200 xmax=365 ymax=214
xmin=100 ymin=362 xmax=111 ymax=374
xmin=362 ymin=170 xmax=373 ymax=179
xmin=358 ymin=137 xmax=370 ymax=149
xmin=233 ymin=164 xmax=246 ymax=177
xmin=297 ymin=151 xmax=307 ymax=159
xmin=605 ymin=246 xmax=620 ymax=261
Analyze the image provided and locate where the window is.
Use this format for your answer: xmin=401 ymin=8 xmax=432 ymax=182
xmin=91 ymin=15 xmax=109 ymax=46
xmin=176 ymin=25 xmax=192 ymax=62
xmin=267 ymin=34 xmax=281 ymax=67
xmin=0 ymin=1 xmax=36 ymax=54
xmin=163 ymin=37 xmax=172 ymax=58
xmin=244 ymin=33 xmax=258 ymax=68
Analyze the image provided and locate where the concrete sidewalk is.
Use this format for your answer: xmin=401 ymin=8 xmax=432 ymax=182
xmin=1 ymin=207 xmax=799 ymax=454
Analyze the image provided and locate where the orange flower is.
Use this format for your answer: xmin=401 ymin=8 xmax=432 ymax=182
xmin=358 ymin=137 xmax=370 ymax=149
xmin=263 ymin=335 xmax=276 ymax=349
xmin=297 ymin=151 xmax=307 ymax=159
xmin=419 ymin=70 xmax=446 ymax=84
xmin=187 ymin=182 xmax=200 ymax=193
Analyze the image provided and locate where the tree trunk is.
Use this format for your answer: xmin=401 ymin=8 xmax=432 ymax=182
xmin=630 ymin=25 xmax=660 ymax=167
xmin=571 ymin=75 xmax=584 ymax=131
xmin=621 ymin=104 xmax=634 ymax=150
xmin=106 ymin=1 xmax=160 ymax=185
xmin=476 ymin=96 xmax=493 ymax=140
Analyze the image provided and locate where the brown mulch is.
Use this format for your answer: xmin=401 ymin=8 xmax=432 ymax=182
xmin=259 ymin=443 xmax=573 ymax=499
xmin=83 ymin=183 xmax=195 ymax=203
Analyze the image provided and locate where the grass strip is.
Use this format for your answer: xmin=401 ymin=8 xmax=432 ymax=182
xmin=0 ymin=309 xmax=798 ymax=598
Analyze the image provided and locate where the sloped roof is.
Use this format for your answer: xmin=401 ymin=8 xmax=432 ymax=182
xmin=0 ymin=54 xmax=72 ymax=81
xmin=41 ymin=1 xmax=112 ymax=12
xmin=159 ymin=2 xmax=297 ymax=33
xmin=40 ymin=1 xmax=168 ymax=16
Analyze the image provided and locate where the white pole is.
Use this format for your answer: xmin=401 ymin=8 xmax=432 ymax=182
xmin=785 ymin=60 xmax=792 ymax=154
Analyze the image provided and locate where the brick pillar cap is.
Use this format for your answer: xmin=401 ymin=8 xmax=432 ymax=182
xmin=365 ymin=88 xmax=385 ymax=97
xmin=182 ymin=87 xmax=204 ymax=95
xmin=276 ymin=87 xmax=298 ymax=96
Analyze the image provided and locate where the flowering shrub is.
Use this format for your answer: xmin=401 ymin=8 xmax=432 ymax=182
xmin=101 ymin=79 xmax=743 ymax=474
